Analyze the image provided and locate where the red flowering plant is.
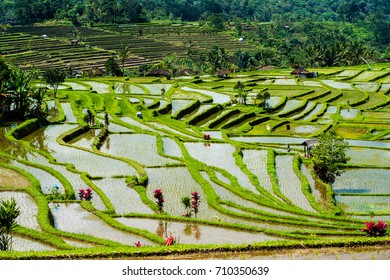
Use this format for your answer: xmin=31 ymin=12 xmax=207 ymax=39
xmin=362 ymin=220 xmax=388 ymax=237
xmin=154 ymin=189 xmax=164 ymax=213
xmin=78 ymin=188 xmax=93 ymax=201
xmin=165 ymin=235 xmax=175 ymax=246
xmin=191 ymin=191 xmax=200 ymax=219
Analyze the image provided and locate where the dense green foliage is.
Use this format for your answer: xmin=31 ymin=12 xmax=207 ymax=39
xmin=0 ymin=198 xmax=20 ymax=251
xmin=43 ymin=68 xmax=66 ymax=98
xmin=0 ymin=58 xmax=47 ymax=122
xmin=0 ymin=0 xmax=389 ymax=62
xmin=4 ymin=0 xmax=388 ymax=24
xmin=311 ymin=129 xmax=351 ymax=183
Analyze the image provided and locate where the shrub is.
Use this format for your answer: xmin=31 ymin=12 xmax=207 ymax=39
xmin=154 ymin=189 xmax=164 ymax=213
xmin=0 ymin=198 xmax=20 ymax=251
xmin=78 ymin=188 xmax=93 ymax=201
xmin=362 ymin=221 xmax=388 ymax=237
xmin=165 ymin=235 xmax=175 ymax=246
xmin=191 ymin=191 xmax=200 ymax=219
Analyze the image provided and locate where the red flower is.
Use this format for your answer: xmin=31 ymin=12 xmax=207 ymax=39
xmin=191 ymin=191 xmax=200 ymax=218
xmin=78 ymin=188 xmax=93 ymax=201
xmin=165 ymin=235 xmax=175 ymax=246
xmin=362 ymin=221 xmax=388 ymax=237
xmin=154 ymin=189 xmax=164 ymax=213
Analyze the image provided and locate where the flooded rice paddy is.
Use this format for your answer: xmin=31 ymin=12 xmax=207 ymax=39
xmin=1 ymin=74 xmax=390 ymax=258
xmin=116 ymin=217 xmax=280 ymax=245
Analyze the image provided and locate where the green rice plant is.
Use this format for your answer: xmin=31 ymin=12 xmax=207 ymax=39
xmin=352 ymin=71 xmax=390 ymax=82
xmin=7 ymin=119 xmax=41 ymax=140
xmin=172 ymin=99 xmax=200 ymax=120
xmin=181 ymin=86 xmax=231 ymax=104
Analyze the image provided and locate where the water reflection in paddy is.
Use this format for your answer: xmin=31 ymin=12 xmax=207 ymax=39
xmin=348 ymin=147 xmax=390 ymax=166
xmin=116 ymin=218 xmax=281 ymax=244
xmin=184 ymin=142 xmax=258 ymax=193
xmin=100 ymin=134 xmax=179 ymax=166
xmin=92 ymin=178 xmax=154 ymax=215
xmin=49 ymin=203 xmax=155 ymax=246
xmin=162 ymin=137 xmax=182 ymax=158
xmin=25 ymin=124 xmax=138 ymax=177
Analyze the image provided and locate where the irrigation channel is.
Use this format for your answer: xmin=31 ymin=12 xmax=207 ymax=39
xmin=1 ymin=70 xmax=390 ymax=259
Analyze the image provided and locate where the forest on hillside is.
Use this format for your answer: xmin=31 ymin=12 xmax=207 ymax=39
xmin=0 ymin=0 xmax=389 ymax=66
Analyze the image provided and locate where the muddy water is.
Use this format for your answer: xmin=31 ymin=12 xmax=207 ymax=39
xmin=0 ymin=126 xmax=30 ymax=158
xmin=340 ymin=108 xmax=359 ymax=119
xmin=141 ymin=84 xmax=172 ymax=95
xmin=0 ymin=166 xmax=30 ymax=187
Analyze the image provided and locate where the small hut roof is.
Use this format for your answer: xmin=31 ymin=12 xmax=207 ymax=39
xmin=301 ymin=139 xmax=319 ymax=148
xmin=291 ymin=67 xmax=311 ymax=75
xmin=147 ymin=68 xmax=171 ymax=77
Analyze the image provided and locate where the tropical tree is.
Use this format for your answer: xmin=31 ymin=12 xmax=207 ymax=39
xmin=0 ymin=57 xmax=12 ymax=92
xmin=6 ymin=68 xmax=38 ymax=119
xmin=43 ymin=68 xmax=66 ymax=98
xmin=310 ymin=129 xmax=350 ymax=183
xmin=208 ymin=45 xmax=221 ymax=72
xmin=181 ymin=196 xmax=191 ymax=217
xmin=105 ymin=56 xmax=122 ymax=76
xmin=29 ymin=87 xmax=48 ymax=119
xmin=256 ymin=90 xmax=271 ymax=110
xmin=0 ymin=198 xmax=20 ymax=251
xmin=234 ymin=81 xmax=247 ymax=104
xmin=116 ymin=43 xmax=131 ymax=71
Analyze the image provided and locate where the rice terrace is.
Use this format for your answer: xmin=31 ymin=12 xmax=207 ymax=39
xmin=1 ymin=23 xmax=390 ymax=260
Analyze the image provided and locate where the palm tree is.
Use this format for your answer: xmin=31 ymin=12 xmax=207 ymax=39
xmin=256 ymin=90 xmax=271 ymax=110
xmin=6 ymin=68 xmax=38 ymax=119
xmin=181 ymin=196 xmax=191 ymax=217
xmin=116 ymin=43 xmax=131 ymax=72
xmin=234 ymin=81 xmax=246 ymax=104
